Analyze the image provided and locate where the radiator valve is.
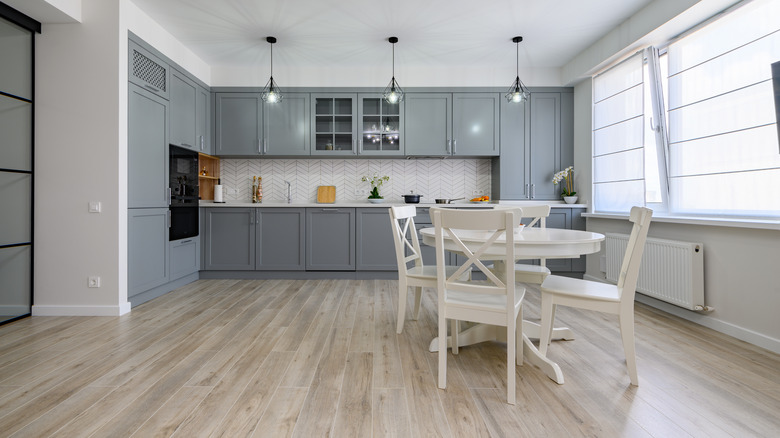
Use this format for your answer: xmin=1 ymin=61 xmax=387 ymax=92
xmin=693 ymin=305 xmax=714 ymax=312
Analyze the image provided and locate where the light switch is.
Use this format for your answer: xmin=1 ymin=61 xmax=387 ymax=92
xmin=89 ymin=201 xmax=101 ymax=213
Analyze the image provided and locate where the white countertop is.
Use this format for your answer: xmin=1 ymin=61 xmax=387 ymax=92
xmin=200 ymin=200 xmax=587 ymax=208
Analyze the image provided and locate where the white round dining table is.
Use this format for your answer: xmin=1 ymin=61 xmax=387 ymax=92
xmin=419 ymin=226 xmax=605 ymax=384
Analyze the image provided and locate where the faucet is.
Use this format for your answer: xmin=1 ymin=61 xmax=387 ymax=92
xmin=284 ymin=180 xmax=292 ymax=203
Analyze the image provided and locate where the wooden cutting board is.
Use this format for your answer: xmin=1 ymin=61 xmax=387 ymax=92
xmin=317 ymin=186 xmax=336 ymax=203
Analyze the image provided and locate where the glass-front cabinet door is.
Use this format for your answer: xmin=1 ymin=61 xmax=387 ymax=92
xmin=311 ymin=94 xmax=357 ymax=155
xmin=358 ymin=94 xmax=403 ymax=156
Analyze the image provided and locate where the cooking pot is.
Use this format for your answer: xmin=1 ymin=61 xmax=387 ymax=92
xmin=402 ymin=191 xmax=423 ymax=204
xmin=435 ymin=197 xmax=465 ymax=204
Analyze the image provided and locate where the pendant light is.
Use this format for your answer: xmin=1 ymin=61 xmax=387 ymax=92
xmin=505 ymin=36 xmax=530 ymax=103
xmin=261 ymin=36 xmax=283 ymax=103
xmin=382 ymin=36 xmax=404 ymax=104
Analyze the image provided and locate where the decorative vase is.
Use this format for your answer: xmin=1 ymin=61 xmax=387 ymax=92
xmin=563 ymin=196 xmax=578 ymax=204
xmin=368 ymin=198 xmax=384 ymax=204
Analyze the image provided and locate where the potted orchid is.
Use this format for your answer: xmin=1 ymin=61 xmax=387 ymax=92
xmin=553 ymin=166 xmax=577 ymax=203
xmin=362 ymin=173 xmax=390 ymax=203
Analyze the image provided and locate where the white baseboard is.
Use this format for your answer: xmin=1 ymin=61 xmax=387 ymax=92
xmin=32 ymin=302 xmax=131 ymax=317
xmin=583 ymin=273 xmax=780 ymax=355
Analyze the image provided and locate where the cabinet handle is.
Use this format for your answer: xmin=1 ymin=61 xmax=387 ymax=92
xmin=531 ymin=184 xmax=535 ymax=199
xmin=167 ymin=210 xmax=171 ymax=228
xmin=181 ymin=143 xmax=192 ymax=148
xmin=258 ymin=139 xmax=262 ymax=154
xmin=180 ymin=239 xmax=192 ymax=244
xmin=353 ymin=140 xmax=357 ymax=154
xmin=321 ymin=208 xmax=340 ymax=212
xmin=167 ymin=187 xmax=172 ymax=205
xmin=263 ymin=139 xmax=268 ymax=154
xmin=359 ymin=139 xmax=363 ymax=154
xmin=525 ymin=184 xmax=529 ymax=199
xmin=446 ymin=140 xmax=451 ymax=153
xmin=453 ymin=140 xmax=457 ymax=154
xmin=199 ymin=135 xmax=204 ymax=151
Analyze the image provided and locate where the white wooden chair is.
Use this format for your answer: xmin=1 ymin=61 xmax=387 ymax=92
xmin=389 ymin=205 xmax=462 ymax=334
xmin=495 ymin=204 xmax=552 ymax=284
xmin=539 ymin=206 xmax=653 ymax=386
xmin=431 ymin=207 xmax=525 ymax=404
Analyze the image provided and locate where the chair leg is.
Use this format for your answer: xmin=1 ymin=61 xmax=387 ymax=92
xmin=438 ymin=313 xmax=447 ymax=390
xmin=451 ymin=319 xmax=459 ymax=355
xmin=412 ymin=286 xmax=422 ymax=320
xmin=539 ymin=293 xmax=555 ymax=356
xmin=507 ymin=317 xmax=516 ymax=405
xmin=619 ymin=311 xmax=639 ymax=386
xmin=396 ymin=279 xmax=408 ymax=334
xmin=516 ymin=304 xmax=523 ymax=366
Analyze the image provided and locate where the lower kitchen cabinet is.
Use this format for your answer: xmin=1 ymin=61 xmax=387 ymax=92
xmin=544 ymin=207 xmax=585 ymax=272
xmin=204 ymin=208 xmax=255 ymax=270
xmin=306 ymin=207 xmax=355 ymax=270
xmin=356 ymin=208 xmax=396 ymax=270
xmin=128 ymin=208 xmax=169 ymax=297
xmin=256 ymin=208 xmax=305 ymax=270
xmin=169 ymin=237 xmax=199 ymax=281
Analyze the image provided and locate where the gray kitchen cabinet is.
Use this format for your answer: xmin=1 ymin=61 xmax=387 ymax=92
xmin=493 ymin=90 xmax=573 ymax=200
xmin=128 ymin=84 xmax=169 ymax=208
xmin=543 ymin=207 xmax=586 ymax=273
xmin=404 ymin=93 xmax=451 ymax=156
xmin=311 ymin=94 xmax=357 ymax=155
xmin=129 ymin=208 xmax=169 ymax=297
xmin=405 ymin=93 xmax=499 ymax=157
xmin=357 ymin=94 xmax=404 ymax=156
xmin=306 ymin=208 xmax=355 ymax=270
xmin=356 ymin=208 xmax=396 ymax=270
xmin=129 ymin=39 xmax=169 ymax=100
xmin=215 ymin=93 xmax=263 ymax=156
xmin=263 ymin=93 xmax=310 ymax=156
xmin=204 ymin=208 xmax=255 ymax=270
xmin=452 ymin=93 xmax=500 ymax=156
xmin=169 ymin=237 xmax=200 ymax=281
xmin=170 ymin=69 xmax=197 ymax=150
xmin=196 ymin=86 xmax=210 ymax=153
xmin=256 ymin=208 xmax=305 ymax=270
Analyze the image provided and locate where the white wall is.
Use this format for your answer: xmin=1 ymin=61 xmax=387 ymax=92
xmin=34 ymin=0 xmax=127 ymax=315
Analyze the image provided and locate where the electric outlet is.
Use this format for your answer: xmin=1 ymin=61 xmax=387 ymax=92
xmin=355 ymin=188 xmax=362 ymax=196
xmin=473 ymin=190 xmax=480 ymax=196
xmin=88 ymin=276 xmax=101 ymax=288
xmin=88 ymin=201 xmax=101 ymax=213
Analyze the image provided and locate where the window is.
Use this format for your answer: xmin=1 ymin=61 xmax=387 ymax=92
xmin=592 ymin=0 xmax=780 ymax=219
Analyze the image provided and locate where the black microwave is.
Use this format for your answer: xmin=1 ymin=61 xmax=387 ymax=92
xmin=169 ymin=145 xmax=199 ymax=241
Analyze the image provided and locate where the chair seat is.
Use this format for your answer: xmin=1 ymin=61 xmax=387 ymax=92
xmin=514 ymin=264 xmax=551 ymax=284
xmin=541 ymin=275 xmax=621 ymax=302
xmin=407 ymin=265 xmax=462 ymax=280
xmin=446 ymin=286 xmax=526 ymax=311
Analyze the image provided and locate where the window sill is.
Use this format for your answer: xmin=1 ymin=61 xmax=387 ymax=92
xmin=582 ymin=212 xmax=780 ymax=231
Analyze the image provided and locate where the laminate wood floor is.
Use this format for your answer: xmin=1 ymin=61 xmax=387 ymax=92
xmin=0 ymin=279 xmax=778 ymax=437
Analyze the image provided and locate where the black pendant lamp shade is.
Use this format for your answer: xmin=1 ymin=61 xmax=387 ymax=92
xmin=383 ymin=36 xmax=404 ymax=104
xmin=262 ymin=36 xmax=283 ymax=103
xmin=506 ymin=36 xmax=530 ymax=103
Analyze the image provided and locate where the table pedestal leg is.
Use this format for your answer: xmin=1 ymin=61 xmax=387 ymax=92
xmin=428 ymin=322 xmax=565 ymax=384
xmin=522 ymin=320 xmax=575 ymax=341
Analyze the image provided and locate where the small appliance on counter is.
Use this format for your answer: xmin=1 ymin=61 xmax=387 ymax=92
xmin=169 ymin=145 xmax=199 ymax=240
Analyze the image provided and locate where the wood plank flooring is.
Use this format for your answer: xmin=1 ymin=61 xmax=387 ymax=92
xmin=0 ymin=279 xmax=778 ymax=437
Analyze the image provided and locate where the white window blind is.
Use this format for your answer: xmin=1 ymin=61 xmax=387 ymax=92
xmin=666 ymin=0 xmax=780 ymax=218
xmin=592 ymin=52 xmax=645 ymax=213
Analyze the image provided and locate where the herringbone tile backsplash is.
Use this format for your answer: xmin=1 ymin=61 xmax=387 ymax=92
xmin=219 ymin=159 xmax=492 ymax=202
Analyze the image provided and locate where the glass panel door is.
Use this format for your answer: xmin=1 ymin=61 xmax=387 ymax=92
xmin=312 ymin=94 xmax=356 ymax=155
xmin=359 ymin=96 xmax=402 ymax=155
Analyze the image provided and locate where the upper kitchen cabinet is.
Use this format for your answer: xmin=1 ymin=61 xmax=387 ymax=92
xmin=263 ymin=93 xmax=310 ymax=156
xmin=214 ymin=93 xmax=263 ymax=156
xmin=128 ymin=84 xmax=169 ymax=208
xmin=196 ymin=86 xmax=210 ymax=154
xmin=405 ymin=93 xmax=499 ymax=157
xmin=493 ymin=90 xmax=573 ymax=200
xmin=404 ymin=93 xmax=451 ymax=156
xmin=129 ymin=39 xmax=169 ymax=100
xmin=357 ymin=94 xmax=404 ymax=156
xmin=311 ymin=94 xmax=357 ymax=156
xmin=169 ymin=69 xmax=197 ymax=150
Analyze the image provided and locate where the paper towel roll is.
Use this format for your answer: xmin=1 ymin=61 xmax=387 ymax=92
xmin=214 ymin=185 xmax=224 ymax=203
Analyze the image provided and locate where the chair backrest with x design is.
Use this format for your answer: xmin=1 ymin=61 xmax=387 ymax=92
xmin=389 ymin=205 xmax=424 ymax=273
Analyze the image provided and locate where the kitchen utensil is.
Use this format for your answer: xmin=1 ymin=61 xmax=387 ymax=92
xmin=317 ymin=186 xmax=336 ymax=203
xmin=402 ymin=191 xmax=422 ymax=203
xmin=435 ymin=197 xmax=465 ymax=204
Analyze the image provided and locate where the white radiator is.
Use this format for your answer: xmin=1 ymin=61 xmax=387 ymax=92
xmin=606 ymin=233 xmax=705 ymax=310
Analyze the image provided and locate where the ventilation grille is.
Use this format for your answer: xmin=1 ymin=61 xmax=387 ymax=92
xmin=132 ymin=49 xmax=166 ymax=92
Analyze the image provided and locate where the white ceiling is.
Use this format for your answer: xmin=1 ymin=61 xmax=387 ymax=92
xmin=129 ymin=0 xmax=653 ymax=84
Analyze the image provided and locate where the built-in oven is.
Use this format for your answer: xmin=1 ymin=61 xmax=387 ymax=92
xmin=169 ymin=145 xmax=199 ymax=241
